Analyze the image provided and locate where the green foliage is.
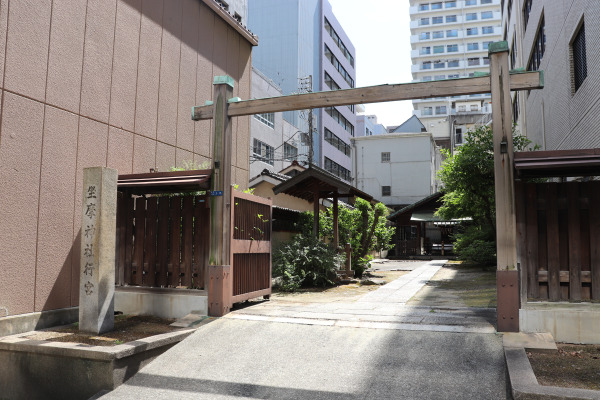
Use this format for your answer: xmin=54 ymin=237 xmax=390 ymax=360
xmin=272 ymin=235 xmax=342 ymax=292
xmin=436 ymin=125 xmax=535 ymax=264
xmin=453 ymin=225 xmax=497 ymax=265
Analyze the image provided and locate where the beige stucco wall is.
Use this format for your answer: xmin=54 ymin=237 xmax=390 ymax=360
xmin=0 ymin=0 xmax=252 ymax=317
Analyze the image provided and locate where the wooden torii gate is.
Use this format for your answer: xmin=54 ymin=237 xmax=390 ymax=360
xmin=193 ymin=42 xmax=543 ymax=331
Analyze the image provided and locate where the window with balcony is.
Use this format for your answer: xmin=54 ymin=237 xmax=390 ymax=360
xmin=448 ymin=73 xmax=459 ymax=78
xmin=434 ymin=45 xmax=444 ymax=54
xmin=446 ymin=15 xmax=457 ymax=23
xmin=433 ymin=31 xmax=444 ymax=39
xmin=435 ymin=106 xmax=447 ymax=114
xmin=482 ymin=26 xmax=494 ymax=34
xmin=523 ymin=0 xmax=532 ymax=31
xmin=324 ymin=128 xmax=351 ymax=157
xmin=483 ymin=41 xmax=492 ymax=50
xmin=324 ymin=157 xmax=351 ymax=182
xmin=382 ymin=186 xmax=391 ymax=197
xmin=466 ymin=13 xmax=478 ymax=21
xmin=325 ymin=107 xmax=355 ymax=136
xmin=284 ymin=143 xmax=298 ymax=161
xmin=467 ymin=27 xmax=478 ymax=36
xmin=482 ymin=11 xmax=494 ymax=19
xmin=434 ymin=75 xmax=446 ymax=80
xmin=381 ymin=152 xmax=391 ymax=162
xmin=467 ymin=42 xmax=479 ymax=51
xmin=418 ymin=3 xmax=430 ymax=11
xmin=422 ymin=107 xmax=433 ymax=115
xmin=434 ymin=61 xmax=445 ymax=69
xmin=254 ymin=113 xmax=274 ymax=128
xmin=422 ymin=61 xmax=432 ymax=70
xmin=432 ymin=16 xmax=443 ymax=24
xmin=252 ymin=139 xmax=274 ymax=165
xmin=421 ymin=47 xmax=431 ymax=55
xmin=422 ymin=76 xmax=432 ymax=81
xmin=465 ymin=0 xmax=477 ymax=5
xmin=446 ymin=29 xmax=458 ymax=37
xmin=431 ymin=2 xmax=443 ymax=10
xmin=527 ymin=16 xmax=545 ymax=71
xmin=420 ymin=32 xmax=431 ymax=40
xmin=483 ymin=56 xmax=490 ymax=65
xmin=468 ymin=57 xmax=480 ymax=66
xmin=572 ymin=21 xmax=587 ymax=92
xmin=445 ymin=1 xmax=457 ymax=8
xmin=447 ymin=44 xmax=458 ymax=52
xmin=420 ymin=18 xmax=430 ymax=26
xmin=447 ymin=60 xmax=459 ymax=67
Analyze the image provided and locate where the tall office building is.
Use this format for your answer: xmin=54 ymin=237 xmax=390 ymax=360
xmin=502 ymin=0 xmax=600 ymax=150
xmin=248 ymin=0 xmax=356 ymax=182
xmin=409 ymin=0 xmax=503 ymax=150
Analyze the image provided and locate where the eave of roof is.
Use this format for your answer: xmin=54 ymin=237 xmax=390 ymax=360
xmin=202 ymin=0 xmax=258 ymax=46
xmin=388 ymin=192 xmax=443 ymax=220
xmin=514 ymin=148 xmax=600 ymax=178
xmin=118 ymin=169 xmax=211 ymax=195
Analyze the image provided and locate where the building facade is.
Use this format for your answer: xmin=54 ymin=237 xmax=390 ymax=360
xmin=248 ymin=0 xmax=356 ymax=182
xmin=352 ymin=133 xmax=442 ymax=208
xmin=409 ymin=0 xmax=502 ymax=150
xmin=250 ymin=68 xmax=303 ymax=179
xmin=502 ymin=0 xmax=600 ymax=150
xmin=356 ymin=114 xmax=387 ymax=137
xmin=0 ymin=0 xmax=255 ymax=320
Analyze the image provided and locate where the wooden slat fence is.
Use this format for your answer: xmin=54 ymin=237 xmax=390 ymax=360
xmin=115 ymin=193 xmax=210 ymax=289
xmin=230 ymin=191 xmax=272 ymax=303
xmin=516 ymin=181 xmax=600 ymax=301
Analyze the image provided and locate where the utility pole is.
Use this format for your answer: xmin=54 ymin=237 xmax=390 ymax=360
xmin=298 ymin=75 xmax=313 ymax=165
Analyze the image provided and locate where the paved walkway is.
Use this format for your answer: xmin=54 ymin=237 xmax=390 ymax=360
xmin=100 ymin=260 xmax=507 ymax=399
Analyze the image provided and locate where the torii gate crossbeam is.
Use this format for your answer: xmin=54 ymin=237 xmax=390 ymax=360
xmin=197 ymin=41 xmax=543 ymax=330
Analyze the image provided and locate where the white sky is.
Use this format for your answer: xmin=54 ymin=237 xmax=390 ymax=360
xmin=328 ymin=0 xmax=414 ymax=127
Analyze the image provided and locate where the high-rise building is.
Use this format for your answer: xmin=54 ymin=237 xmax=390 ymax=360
xmin=503 ymin=0 xmax=599 ymax=150
xmin=409 ymin=0 xmax=503 ymax=150
xmin=248 ymin=0 xmax=356 ymax=182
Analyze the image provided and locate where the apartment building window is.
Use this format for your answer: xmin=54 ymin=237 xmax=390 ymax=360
xmin=432 ymin=16 xmax=443 ymax=24
xmin=434 ymin=75 xmax=446 ymax=80
xmin=434 ymin=45 xmax=444 ymax=54
xmin=470 ymin=104 xmax=478 ymax=111
xmin=447 ymin=59 xmax=459 ymax=67
xmin=572 ymin=21 xmax=587 ymax=92
xmin=434 ymin=61 xmax=445 ymax=69
xmin=481 ymin=11 xmax=493 ymax=19
xmin=382 ymin=186 xmax=391 ymax=197
xmin=435 ymin=105 xmax=447 ymax=114
xmin=458 ymin=105 xmax=466 ymax=112
xmin=365 ymin=128 xmax=373 ymax=136
xmin=483 ymin=41 xmax=492 ymax=50
xmin=381 ymin=152 xmax=391 ymax=163
xmin=512 ymin=94 xmax=519 ymax=123
xmin=254 ymin=113 xmax=274 ymax=128
xmin=325 ymin=107 xmax=355 ymax=136
xmin=431 ymin=2 xmax=443 ymax=10
xmin=324 ymin=45 xmax=354 ymax=87
xmin=447 ymin=44 xmax=458 ymax=52
xmin=324 ymin=18 xmax=354 ymax=67
xmin=433 ymin=31 xmax=444 ymax=39
xmin=324 ymin=72 xmax=340 ymax=91
xmin=466 ymin=13 xmax=478 ymax=21
xmin=446 ymin=29 xmax=458 ymax=37
xmin=481 ymin=0 xmax=492 ymax=3
xmin=324 ymin=157 xmax=351 ymax=182
xmin=523 ymin=0 xmax=532 ymax=31
xmin=467 ymin=42 xmax=479 ymax=51
xmin=324 ymin=128 xmax=351 ymax=157
xmin=527 ymin=16 xmax=545 ymax=71
xmin=422 ymin=107 xmax=433 ymax=115
xmin=468 ymin=57 xmax=480 ymax=66
xmin=448 ymin=73 xmax=459 ymax=78
xmin=420 ymin=32 xmax=430 ymax=40
xmin=284 ymin=143 xmax=298 ymax=161
xmin=483 ymin=56 xmax=490 ymax=65
xmin=467 ymin=27 xmax=478 ymax=36
xmin=420 ymin=18 xmax=430 ymax=26
xmin=422 ymin=76 xmax=432 ymax=81
xmin=446 ymin=15 xmax=457 ymax=23
xmin=419 ymin=3 xmax=430 ymax=11
xmin=455 ymin=128 xmax=463 ymax=144
xmin=445 ymin=1 xmax=457 ymax=8
xmin=252 ymin=139 xmax=274 ymax=165
xmin=421 ymin=47 xmax=431 ymax=55
xmin=482 ymin=26 xmax=494 ymax=34
xmin=422 ymin=61 xmax=432 ymax=70
xmin=465 ymin=0 xmax=477 ymax=5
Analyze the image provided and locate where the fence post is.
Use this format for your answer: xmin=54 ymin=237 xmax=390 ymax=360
xmin=208 ymin=76 xmax=234 ymax=317
xmin=490 ymin=41 xmax=519 ymax=332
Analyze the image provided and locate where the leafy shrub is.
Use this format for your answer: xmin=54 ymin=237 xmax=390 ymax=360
xmin=273 ymin=235 xmax=342 ymax=292
xmin=453 ymin=225 xmax=496 ymax=266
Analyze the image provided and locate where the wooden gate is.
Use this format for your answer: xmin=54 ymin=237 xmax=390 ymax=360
xmin=115 ymin=193 xmax=210 ymax=289
xmin=516 ymin=181 xmax=600 ymax=302
xmin=230 ymin=191 xmax=272 ymax=302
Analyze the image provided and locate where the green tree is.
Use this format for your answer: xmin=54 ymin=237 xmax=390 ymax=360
xmin=436 ymin=125 xmax=532 ymax=264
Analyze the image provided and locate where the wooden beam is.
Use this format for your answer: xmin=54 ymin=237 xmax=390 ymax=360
xmin=192 ymin=71 xmax=543 ymax=120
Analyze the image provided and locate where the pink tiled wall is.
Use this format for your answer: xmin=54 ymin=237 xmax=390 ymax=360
xmin=0 ymin=0 xmax=252 ymax=316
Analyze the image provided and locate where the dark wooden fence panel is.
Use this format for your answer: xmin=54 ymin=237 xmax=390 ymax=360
xmin=516 ymin=181 xmax=600 ymax=302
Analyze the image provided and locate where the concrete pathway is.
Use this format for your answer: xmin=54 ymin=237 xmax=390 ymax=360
xmin=100 ymin=260 xmax=507 ymax=399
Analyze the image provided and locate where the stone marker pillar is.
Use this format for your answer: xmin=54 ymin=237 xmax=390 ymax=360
xmin=345 ymin=243 xmax=353 ymax=277
xmin=79 ymin=167 xmax=118 ymax=334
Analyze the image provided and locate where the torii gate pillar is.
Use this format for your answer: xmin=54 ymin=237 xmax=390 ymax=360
xmin=489 ymin=42 xmax=519 ymax=332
